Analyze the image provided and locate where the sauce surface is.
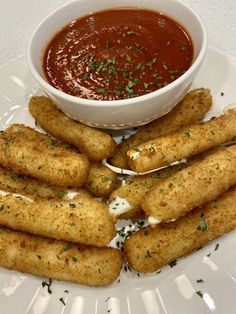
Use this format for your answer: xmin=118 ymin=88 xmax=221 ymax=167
xmin=43 ymin=8 xmax=193 ymax=100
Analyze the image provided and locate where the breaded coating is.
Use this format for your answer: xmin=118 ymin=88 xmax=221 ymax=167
xmin=110 ymin=88 xmax=212 ymax=169
xmin=0 ymin=124 xmax=90 ymax=188
xmin=28 ymin=96 xmax=117 ymax=162
xmin=0 ymin=228 xmax=122 ymax=286
xmin=0 ymin=193 xmax=115 ymax=246
xmin=124 ymin=188 xmax=236 ymax=273
xmin=128 ymin=108 xmax=236 ymax=173
xmin=85 ymin=163 xmax=117 ymax=197
xmin=142 ymin=146 xmax=236 ymax=223
xmin=109 ymin=164 xmax=186 ymax=220
xmin=0 ymin=165 xmax=73 ymax=200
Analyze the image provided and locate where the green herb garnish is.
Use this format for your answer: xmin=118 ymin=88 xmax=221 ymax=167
xmin=168 ymin=260 xmax=177 ymax=268
xmin=96 ymin=87 xmax=106 ymax=94
xmin=196 ymin=291 xmax=203 ymax=298
xmin=61 ymin=243 xmax=73 ymax=253
xmin=59 ymin=297 xmax=66 ymax=306
xmin=197 ymin=213 xmax=208 ymax=232
xmin=42 ymin=279 xmax=52 ymax=294
xmin=196 ymin=279 xmax=204 ymax=283
xmin=72 ymin=256 xmax=78 ymax=263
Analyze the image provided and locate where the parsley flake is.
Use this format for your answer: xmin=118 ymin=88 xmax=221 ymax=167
xmin=72 ymin=256 xmax=78 ymax=263
xmin=196 ymin=279 xmax=204 ymax=283
xmin=42 ymin=279 xmax=52 ymax=294
xmin=59 ymin=297 xmax=66 ymax=306
xmin=168 ymin=260 xmax=177 ymax=268
xmin=60 ymin=243 xmax=73 ymax=253
xmin=197 ymin=214 xmax=208 ymax=232
xmin=196 ymin=290 xmax=203 ymax=298
xmin=96 ymin=87 xmax=106 ymax=94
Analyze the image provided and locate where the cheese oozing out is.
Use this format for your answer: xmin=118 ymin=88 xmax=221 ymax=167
xmin=108 ymin=196 xmax=133 ymax=216
xmin=129 ymin=150 xmax=141 ymax=160
xmin=148 ymin=216 xmax=162 ymax=225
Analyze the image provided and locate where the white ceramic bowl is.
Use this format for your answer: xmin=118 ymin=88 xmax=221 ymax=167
xmin=27 ymin=0 xmax=207 ymax=130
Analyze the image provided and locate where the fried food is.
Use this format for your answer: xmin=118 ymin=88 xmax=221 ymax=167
xmin=109 ymin=163 xmax=186 ymax=220
xmin=28 ymin=96 xmax=117 ymax=162
xmin=0 ymin=165 xmax=75 ymax=200
xmin=124 ymin=187 xmax=236 ymax=273
xmin=128 ymin=108 xmax=236 ymax=173
xmin=0 ymin=227 xmax=122 ymax=286
xmin=0 ymin=124 xmax=90 ymax=188
xmin=110 ymin=88 xmax=212 ymax=169
xmin=0 ymin=193 xmax=115 ymax=247
xmin=85 ymin=163 xmax=117 ymax=197
xmin=142 ymin=146 xmax=236 ymax=223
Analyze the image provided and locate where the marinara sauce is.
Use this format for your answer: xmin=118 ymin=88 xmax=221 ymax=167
xmin=43 ymin=8 xmax=193 ymax=100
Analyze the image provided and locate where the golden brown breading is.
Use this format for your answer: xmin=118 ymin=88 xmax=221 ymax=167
xmin=0 ymin=193 xmax=115 ymax=246
xmin=85 ymin=163 xmax=117 ymax=197
xmin=124 ymin=188 xmax=236 ymax=273
xmin=0 ymin=165 xmax=73 ymax=200
xmin=0 ymin=227 xmax=122 ymax=286
xmin=128 ymin=108 xmax=236 ymax=173
xmin=110 ymin=88 xmax=212 ymax=169
xmin=109 ymin=163 xmax=186 ymax=220
xmin=0 ymin=124 xmax=90 ymax=188
xmin=142 ymin=146 xmax=236 ymax=223
xmin=28 ymin=96 xmax=117 ymax=162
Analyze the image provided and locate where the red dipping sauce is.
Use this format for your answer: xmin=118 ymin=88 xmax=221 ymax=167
xmin=43 ymin=8 xmax=193 ymax=100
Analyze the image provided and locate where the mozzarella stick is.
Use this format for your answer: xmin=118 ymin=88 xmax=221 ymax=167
xmin=29 ymin=96 xmax=117 ymax=162
xmin=128 ymin=108 xmax=236 ymax=173
xmin=85 ymin=163 xmax=117 ymax=197
xmin=0 ymin=165 xmax=75 ymax=200
xmin=124 ymin=188 xmax=236 ymax=273
xmin=0 ymin=124 xmax=90 ymax=187
xmin=0 ymin=193 xmax=115 ymax=246
xmin=142 ymin=146 xmax=236 ymax=223
xmin=0 ymin=164 xmax=92 ymax=200
xmin=0 ymin=228 xmax=122 ymax=286
xmin=110 ymin=88 xmax=212 ymax=169
xmin=109 ymin=163 xmax=186 ymax=220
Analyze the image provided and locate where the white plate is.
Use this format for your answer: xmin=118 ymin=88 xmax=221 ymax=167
xmin=0 ymin=46 xmax=236 ymax=314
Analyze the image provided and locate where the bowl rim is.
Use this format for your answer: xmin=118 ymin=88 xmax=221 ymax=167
xmin=27 ymin=0 xmax=208 ymax=107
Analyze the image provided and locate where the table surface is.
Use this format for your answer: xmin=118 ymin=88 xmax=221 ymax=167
xmin=0 ymin=0 xmax=236 ymax=67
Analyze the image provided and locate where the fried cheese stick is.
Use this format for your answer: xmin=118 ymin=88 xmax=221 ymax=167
xmin=142 ymin=146 xmax=236 ymax=223
xmin=85 ymin=163 xmax=117 ymax=197
xmin=0 ymin=227 xmax=122 ymax=286
xmin=124 ymin=188 xmax=236 ymax=273
xmin=0 ymin=193 xmax=115 ymax=246
xmin=0 ymin=155 xmax=116 ymax=200
xmin=0 ymin=165 xmax=74 ymax=200
xmin=0 ymin=124 xmax=90 ymax=188
xmin=128 ymin=108 xmax=236 ymax=173
xmin=29 ymin=96 xmax=117 ymax=162
xmin=110 ymin=88 xmax=212 ymax=169
xmin=109 ymin=163 xmax=186 ymax=220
